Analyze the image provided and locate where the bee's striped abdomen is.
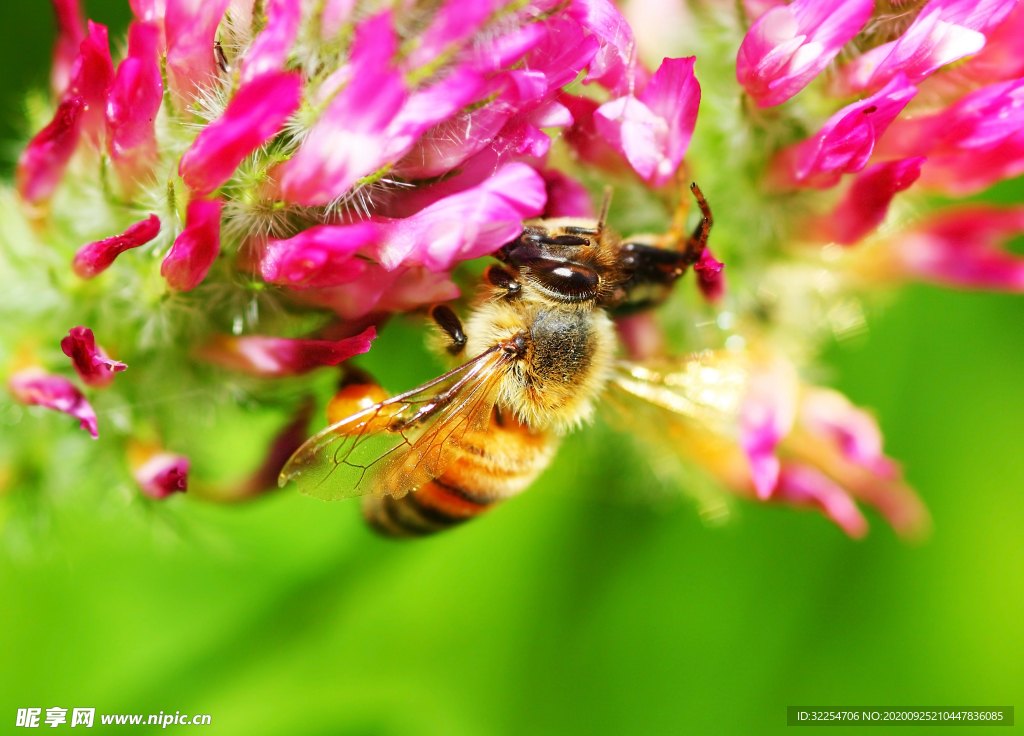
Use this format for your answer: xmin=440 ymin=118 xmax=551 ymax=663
xmin=362 ymin=409 xmax=557 ymax=538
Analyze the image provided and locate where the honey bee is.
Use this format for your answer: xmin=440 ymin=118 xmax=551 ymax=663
xmin=279 ymin=184 xmax=715 ymax=536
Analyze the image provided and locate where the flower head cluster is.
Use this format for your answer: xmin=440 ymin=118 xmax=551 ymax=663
xmin=1 ymin=0 xmax=1022 ymax=541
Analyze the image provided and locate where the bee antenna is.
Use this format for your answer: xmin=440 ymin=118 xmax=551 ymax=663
xmin=597 ymin=186 xmax=612 ymax=231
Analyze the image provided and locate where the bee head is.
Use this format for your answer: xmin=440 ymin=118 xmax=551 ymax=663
xmin=498 ymin=218 xmax=620 ymax=304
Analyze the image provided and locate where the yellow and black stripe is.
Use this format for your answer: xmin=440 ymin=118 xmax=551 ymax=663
xmin=361 ymin=409 xmax=556 ymax=538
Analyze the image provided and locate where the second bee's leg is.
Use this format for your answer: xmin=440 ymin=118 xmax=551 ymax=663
xmin=681 ymin=182 xmax=713 ymax=264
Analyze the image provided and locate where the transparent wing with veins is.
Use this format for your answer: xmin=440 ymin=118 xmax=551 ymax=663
xmin=279 ymin=346 xmax=513 ymax=501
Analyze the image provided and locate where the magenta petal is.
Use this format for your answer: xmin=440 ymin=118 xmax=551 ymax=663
xmin=73 ymin=214 xmax=161 ymax=278
xmin=160 ymin=198 xmax=223 ymax=291
xmin=542 ymin=169 xmax=595 ymax=218
xmin=737 ymin=0 xmax=874 ymax=107
xmin=830 ymin=158 xmax=923 ymax=245
xmin=106 ymin=21 xmax=163 ymax=188
xmin=134 ymin=453 xmax=189 ymax=498
xmin=693 ymin=248 xmax=726 ymax=301
xmin=892 ymin=206 xmax=1024 ymax=290
xmin=260 ymin=222 xmax=378 ymax=289
xmin=50 ymin=0 xmax=86 ymax=96
xmin=841 ymin=0 xmax=1016 ymax=93
xmin=280 ymin=13 xmax=406 ymax=205
xmin=373 ymin=163 xmax=547 ymax=271
xmin=180 ymin=71 xmax=303 ymax=195
xmin=8 ymin=368 xmax=98 ymax=439
xmin=164 ymin=0 xmax=231 ymax=105
xmin=775 ymin=464 xmax=869 ymax=538
xmin=240 ymin=0 xmax=302 ymax=84
xmin=785 ymin=74 xmax=917 ymax=188
xmin=200 ymin=326 xmax=376 ymax=376
xmin=740 ymin=361 xmax=798 ymax=499
xmin=594 ymin=57 xmax=701 ymax=186
xmin=60 ymin=327 xmax=127 ymax=388
xmin=16 ymin=97 xmax=84 ymax=204
xmin=65 ymin=21 xmax=114 ymax=145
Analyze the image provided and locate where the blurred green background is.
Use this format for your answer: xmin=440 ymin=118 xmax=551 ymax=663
xmin=1 ymin=3 xmax=1021 ymax=734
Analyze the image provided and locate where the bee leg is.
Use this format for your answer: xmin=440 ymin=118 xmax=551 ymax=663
xmin=430 ymin=304 xmax=467 ymax=356
xmin=484 ymin=265 xmax=522 ymax=299
xmin=681 ymin=182 xmax=713 ymax=265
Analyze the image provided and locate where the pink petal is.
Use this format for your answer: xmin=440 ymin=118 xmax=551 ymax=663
xmin=320 ymin=0 xmax=356 ymax=40
xmin=134 ymin=452 xmax=189 ymax=498
xmin=197 ymin=326 xmax=376 ymax=376
xmin=568 ymin=0 xmax=644 ymax=94
xmin=294 ymin=265 xmax=461 ymax=320
xmin=73 ymin=214 xmax=161 ymax=279
xmin=160 ymin=198 xmax=223 ymax=291
xmin=467 ymin=23 xmax=547 ymax=73
xmin=840 ymin=0 xmax=1016 ymax=94
xmin=130 ymin=0 xmax=166 ymax=23
xmin=828 ymin=157 xmax=924 ymax=244
xmin=395 ymin=70 xmax=542 ymax=179
xmin=737 ymin=0 xmax=874 ymax=107
xmin=280 ymin=13 xmax=405 ymax=205
xmin=958 ymin=1 xmax=1024 ymax=84
xmin=878 ymin=79 xmax=1024 ymax=164
xmin=742 ymin=0 xmax=788 ymax=21
xmin=889 ymin=206 xmax=1024 ymax=290
xmin=16 ymin=97 xmax=84 ymax=204
xmin=50 ymin=0 xmax=86 ymax=96
xmin=405 ymin=0 xmax=503 ymax=70
xmin=239 ymin=0 xmax=302 ymax=84
xmin=180 ymin=71 xmax=303 ymax=195
xmin=8 ymin=368 xmax=98 ymax=439
xmin=259 ymin=223 xmax=378 ymax=289
xmin=106 ymin=22 xmax=164 ymax=190
xmin=381 ymin=69 xmax=485 ymax=162
xmin=526 ymin=17 xmax=603 ymax=92
xmin=60 ymin=327 xmax=127 ymax=388
xmin=542 ymin=169 xmax=595 ymax=218
xmin=915 ymin=129 xmax=1024 ymax=194
xmin=774 ymin=464 xmax=869 ymax=538
xmin=594 ymin=57 xmax=701 ymax=187
xmin=562 ymin=94 xmax=633 ymax=174
xmin=693 ymin=248 xmax=726 ymax=301
xmin=65 ymin=21 xmax=114 ymax=145
xmin=164 ymin=0 xmax=231 ymax=105
xmin=799 ymin=388 xmax=897 ymax=477
xmin=781 ymin=73 xmax=917 ymax=188
xmin=739 ymin=360 xmax=798 ymax=499
xmin=371 ymin=163 xmax=547 ymax=272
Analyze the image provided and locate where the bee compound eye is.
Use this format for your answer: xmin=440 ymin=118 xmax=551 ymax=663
xmin=533 ymin=263 xmax=600 ymax=301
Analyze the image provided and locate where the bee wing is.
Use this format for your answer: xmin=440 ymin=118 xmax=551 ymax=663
xmin=608 ymin=355 xmax=748 ymax=431
xmin=279 ymin=346 xmax=513 ymax=501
